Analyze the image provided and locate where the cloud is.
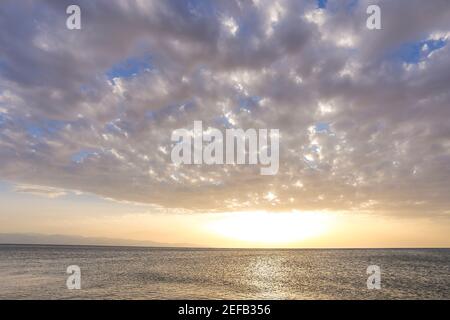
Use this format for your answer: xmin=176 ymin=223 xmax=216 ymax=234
xmin=0 ymin=0 xmax=449 ymax=216
xmin=14 ymin=184 xmax=68 ymax=199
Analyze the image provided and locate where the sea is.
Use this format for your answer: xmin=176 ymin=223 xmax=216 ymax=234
xmin=0 ymin=245 xmax=448 ymax=299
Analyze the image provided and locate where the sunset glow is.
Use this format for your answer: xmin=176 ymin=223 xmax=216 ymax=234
xmin=207 ymin=211 xmax=333 ymax=244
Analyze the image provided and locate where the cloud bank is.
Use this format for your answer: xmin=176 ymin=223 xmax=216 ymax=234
xmin=0 ymin=0 xmax=449 ymax=216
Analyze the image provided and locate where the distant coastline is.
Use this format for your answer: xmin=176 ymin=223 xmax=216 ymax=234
xmin=0 ymin=234 xmax=449 ymax=250
xmin=0 ymin=233 xmax=196 ymax=248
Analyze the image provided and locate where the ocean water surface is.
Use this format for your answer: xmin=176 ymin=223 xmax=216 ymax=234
xmin=0 ymin=245 xmax=448 ymax=299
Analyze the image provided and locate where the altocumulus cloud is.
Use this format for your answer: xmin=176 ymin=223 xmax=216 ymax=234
xmin=0 ymin=0 xmax=449 ymax=216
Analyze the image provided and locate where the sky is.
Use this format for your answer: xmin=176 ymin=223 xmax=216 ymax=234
xmin=0 ymin=0 xmax=449 ymax=248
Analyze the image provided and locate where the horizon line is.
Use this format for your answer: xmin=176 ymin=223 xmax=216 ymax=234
xmin=1 ymin=243 xmax=449 ymax=250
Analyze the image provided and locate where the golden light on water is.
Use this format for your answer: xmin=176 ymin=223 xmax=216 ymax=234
xmin=206 ymin=211 xmax=334 ymax=245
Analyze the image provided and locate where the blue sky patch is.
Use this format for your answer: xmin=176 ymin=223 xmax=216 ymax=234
xmin=145 ymin=101 xmax=195 ymax=121
xmin=316 ymin=0 xmax=359 ymax=14
xmin=0 ymin=58 xmax=6 ymax=75
xmin=71 ymin=149 xmax=99 ymax=164
xmin=391 ymin=39 xmax=447 ymax=64
xmin=26 ymin=120 xmax=66 ymax=139
xmin=106 ymin=56 xmax=152 ymax=80
xmin=214 ymin=115 xmax=235 ymax=129
xmin=237 ymin=96 xmax=261 ymax=113
xmin=145 ymin=110 xmax=157 ymax=121
xmin=26 ymin=125 xmax=44 ymax=138
xmin=0 ymin=112 xmax=6 ymax=126
xmin=105 ymin=119 xmax=131 ymax=137
xmin=315 ymin=122 xmax=331 ymax=134
xmin=317 ymin=0 xmax=327 ymax=9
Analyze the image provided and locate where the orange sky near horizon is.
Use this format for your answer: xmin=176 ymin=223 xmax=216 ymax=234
xmin=1 ymin=181 xmax=449 ymax=248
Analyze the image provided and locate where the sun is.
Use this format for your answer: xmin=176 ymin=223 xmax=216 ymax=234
xmin=206 ymin=210 xmax=333 ymax=245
